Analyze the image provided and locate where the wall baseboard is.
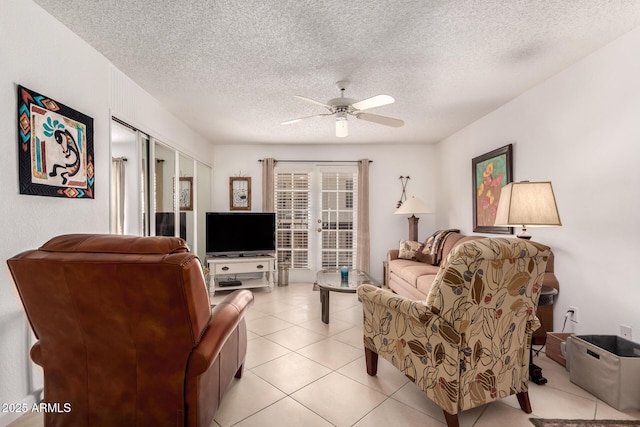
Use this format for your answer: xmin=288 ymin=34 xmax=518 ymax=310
xmin=0 ymin=390 xmax=42 ymax=427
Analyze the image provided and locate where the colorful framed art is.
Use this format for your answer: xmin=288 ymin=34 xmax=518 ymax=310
xmin=472 ymin=144 xmax=513 ymax=234
xmin=17 ymin=85 xmax=94 ymax=198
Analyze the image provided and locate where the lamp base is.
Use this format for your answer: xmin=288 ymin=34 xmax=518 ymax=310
xmin=408 ymin=215 xmax=419 ymax=241
xmin=517 ymin=227 xmax=532 ymax=240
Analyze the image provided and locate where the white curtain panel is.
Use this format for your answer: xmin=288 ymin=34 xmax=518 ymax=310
xmin=155 ymin=159 xmax=164 ymax=210
xmin=357 ymin=159 xmax=370 ymax=273
xmin=110 ymin=157 xmax=126 ymax=234
xmin=261 ymin=157 xmax=275 ymax=212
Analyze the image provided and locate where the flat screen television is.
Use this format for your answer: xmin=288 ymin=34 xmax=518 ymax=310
xmin=155 ymin=212 xmax=186 ymax=240
xmin=206 ymin=212 xmax=276 ymax=256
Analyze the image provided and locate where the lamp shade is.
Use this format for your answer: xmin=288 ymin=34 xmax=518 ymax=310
xmin=494 ymin=182 xmax=561 ymax=227
xmin=395 ymin=196 xmax=432 ymax=215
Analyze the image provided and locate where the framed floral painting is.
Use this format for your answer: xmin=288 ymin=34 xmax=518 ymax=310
xmin=472 ymin=144 xmax=513 ymax=234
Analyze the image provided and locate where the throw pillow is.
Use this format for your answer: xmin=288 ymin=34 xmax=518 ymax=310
xmin=398 ymin=240 xmax=422 ymax=260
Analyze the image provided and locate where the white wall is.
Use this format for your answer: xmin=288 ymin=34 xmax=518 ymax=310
xmin=211 ymin=144 xmax=437 ymax=282
xmin=0 ymin=0 xmax=212 ymax=421
xmin=435 ymin=27 xmax=640 ymax=338
xmin=109 ymin=65 xmax=213 ymax=166
xmin=0 ymin=0 xmax=110 ymax=413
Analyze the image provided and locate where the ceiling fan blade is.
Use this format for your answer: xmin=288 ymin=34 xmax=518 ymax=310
xmin=294 ymin=95 xmax=331 ymax=109
xmin=351 ymin=94 xmax=395 ymax=111
xmin=281 ymin=113 xmax=331 ymax=125
xmin=336 ymin=119 xmax=348 ymax=138
xmin=355 ymin=112 xmax=404 ymax=128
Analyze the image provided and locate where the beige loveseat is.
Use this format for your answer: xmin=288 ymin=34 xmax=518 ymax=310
xmin=387 ymin=232 xmax=481 ymax=300
xmin=386 ymin=230 xmax=559 ymax=341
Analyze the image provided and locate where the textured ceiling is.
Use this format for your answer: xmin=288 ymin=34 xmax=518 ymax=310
xmin=34 ymin=0 xmax=640 ymax=145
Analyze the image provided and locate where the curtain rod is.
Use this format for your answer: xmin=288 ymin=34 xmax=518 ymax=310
xmin=111 ymin=116 xmax=137 ymax=131
xmin=258 ymin=159 xmax=372 ymax=163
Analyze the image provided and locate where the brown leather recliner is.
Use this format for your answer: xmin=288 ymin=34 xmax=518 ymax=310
xmin=7 ymin=234 xmax=253 ymax=427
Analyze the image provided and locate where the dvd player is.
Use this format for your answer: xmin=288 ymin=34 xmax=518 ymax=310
xmin=218 ymin=280 xmax=242 ymax=287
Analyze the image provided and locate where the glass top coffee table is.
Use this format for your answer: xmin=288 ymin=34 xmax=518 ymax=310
xmin=315 ymin=269 xmax=380 ymax=324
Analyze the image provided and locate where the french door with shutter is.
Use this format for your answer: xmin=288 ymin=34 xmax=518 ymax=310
xmin=275 ymin=165 xmax=358 ymax=280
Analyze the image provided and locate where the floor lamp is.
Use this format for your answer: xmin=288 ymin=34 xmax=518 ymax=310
xmin=494 ymin=181 xmax=562 ymax=385
xmin=395 ymin=196 xmax=432 ymax=241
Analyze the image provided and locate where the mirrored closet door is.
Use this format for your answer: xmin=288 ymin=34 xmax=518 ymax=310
xmin=178 ymin=153 xmax=195 ymax=249
xmin=110 ymin=120 xmax=149 ymax=236
xmin=153 ymin=141 xmax=177 ymax=238
xmin=196 ymin=161 xmax=212 ymax=261
xmin=110 ymin=118 xmax=212 ymax=259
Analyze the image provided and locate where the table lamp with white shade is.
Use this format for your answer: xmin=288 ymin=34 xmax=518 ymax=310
xmin=395 ymin=196 xmax=432 ymax=241
xmin=494 ymin=181 xmax=562 ymax=239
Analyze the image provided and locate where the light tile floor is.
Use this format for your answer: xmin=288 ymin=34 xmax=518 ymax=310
xmin=9 ymin=282 xmax=640 ymax=427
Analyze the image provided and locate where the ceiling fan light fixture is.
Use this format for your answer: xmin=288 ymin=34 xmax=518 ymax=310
xmin=284 ymin=82 xmax=403 ymax=137
xmin=336 ymin=117 xmax=348 ymax=138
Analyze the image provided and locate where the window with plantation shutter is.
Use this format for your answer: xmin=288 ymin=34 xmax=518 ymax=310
xmin=274 ymin=165 xmax=358 ymax=274
xmin=275 ymin=171 xmax=311 ymax=269
xmin=320 ymin=170 xmax=357 ymax=269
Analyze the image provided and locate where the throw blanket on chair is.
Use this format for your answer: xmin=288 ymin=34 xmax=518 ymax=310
xmin=422 ymin=229 xmax=460 ymax=265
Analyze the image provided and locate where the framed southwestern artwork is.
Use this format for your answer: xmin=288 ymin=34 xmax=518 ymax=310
xmin=17 ymin=85 xmax=94 ymax=198
xmin=472 ymin=144 xmax=513 ymax=234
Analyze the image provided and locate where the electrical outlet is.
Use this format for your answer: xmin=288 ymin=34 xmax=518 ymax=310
xmin=569 ymin=306 xmax=578 ymax=323
xmin=620 ymin=324 xmax=632 ymax=340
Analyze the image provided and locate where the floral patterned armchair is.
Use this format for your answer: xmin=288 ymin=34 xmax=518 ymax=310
xmin=358 ymin=238 xmax=550 ymax=427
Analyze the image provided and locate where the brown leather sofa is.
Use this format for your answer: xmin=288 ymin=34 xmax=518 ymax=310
xmin=7 ymin=234 xmax=253 ymax=427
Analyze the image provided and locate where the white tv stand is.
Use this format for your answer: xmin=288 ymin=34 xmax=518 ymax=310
xmin=207 ymin=255 xmax=276 ymax=293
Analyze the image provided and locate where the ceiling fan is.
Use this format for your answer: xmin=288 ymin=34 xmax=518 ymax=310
xmin=281 ymin=80 xmax=404 ymax=138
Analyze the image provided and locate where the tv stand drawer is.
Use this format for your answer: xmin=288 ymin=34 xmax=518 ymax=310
xmin=214 ymin=260 xmax=269 ymax=275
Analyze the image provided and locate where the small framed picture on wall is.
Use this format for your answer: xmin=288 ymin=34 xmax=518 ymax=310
xmin=229 ymin=177 xmax=251 ymax=210
xmin=179 ymin=177 xmax=193 ymax=210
